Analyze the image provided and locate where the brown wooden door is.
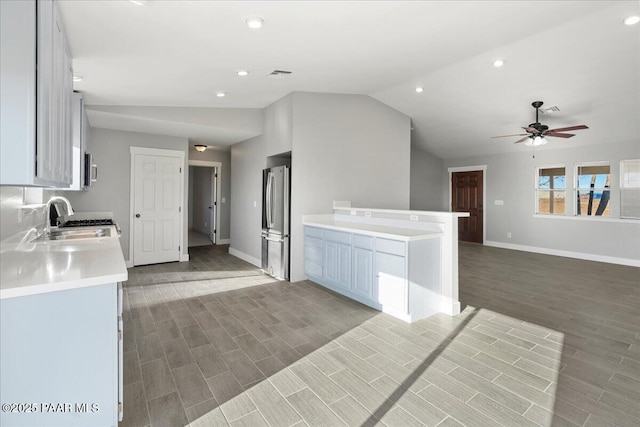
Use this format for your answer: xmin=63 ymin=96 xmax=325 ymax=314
xmin=451 ymin=171 xmax=483 ymax=243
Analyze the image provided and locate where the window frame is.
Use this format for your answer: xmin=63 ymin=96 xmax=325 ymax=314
xmin=620 ymin=158 xmax=640 ymax=219
xmin=535 ymin=164 xmax=567 ymax=216
xmin=573 ymin=161 xmax=611 ymax=217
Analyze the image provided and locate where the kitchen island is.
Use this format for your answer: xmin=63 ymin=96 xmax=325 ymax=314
xmin=303 ymin=204 xmax=468 ymax=322
xmin=0 ymin=225 xmax=127 ymax=427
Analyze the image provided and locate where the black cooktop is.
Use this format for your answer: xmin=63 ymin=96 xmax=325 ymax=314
xmin=61 ymin=219 xmax=114 ymax=227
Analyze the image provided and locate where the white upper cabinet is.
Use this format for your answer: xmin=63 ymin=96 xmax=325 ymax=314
xmin=60 ymin=92 xmax=89 ymax=191
xmin=0 ymin=0 xmax=73 ymax=187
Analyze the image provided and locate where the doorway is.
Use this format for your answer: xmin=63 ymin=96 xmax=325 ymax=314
xmin=130 ymin=147 xmax=184 ymax=266
xmin=449 ymin=166 xmax=486 ymax=244
xmin=188 ymin=161 xmax=221 ymax=248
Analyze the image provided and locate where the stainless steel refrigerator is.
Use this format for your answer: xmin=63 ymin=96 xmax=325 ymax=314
xmin=261 ymin=165 xmax=290 ymax=280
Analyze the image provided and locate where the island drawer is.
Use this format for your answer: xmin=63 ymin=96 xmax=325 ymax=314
xmin=305 ymin=226 xmax=323 ymax=238
xmin=353 ymin=234 xmax=374 ymax=250
xmin=375 ymin=238 xmax=406 ymax=256
xmin=323 ymin=229 xmax=352 ymax=245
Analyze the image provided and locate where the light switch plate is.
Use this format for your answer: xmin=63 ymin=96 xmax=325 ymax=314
xmin=364 ymin=211 xmax=372 ymax=217
xmin=494 ymin=200 xmax=504 ymax=205
xmin=222 ymin=197 xmax=226 ymax=203
xmin=409 ymin=215 xmax=419 ymax=221
xmin=253 ymin=201 xmax=257 ymax=208
xmin=350 ymin=210 xmax=357 ymax=216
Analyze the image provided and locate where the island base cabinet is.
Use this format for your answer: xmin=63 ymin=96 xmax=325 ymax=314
xmin=0 ymin=284 xmax=120 ymax=427
xmin=304 ymin=225 xmax=443 ymax=323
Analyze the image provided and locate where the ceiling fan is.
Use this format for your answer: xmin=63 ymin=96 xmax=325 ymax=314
xmin=491 ymin=101 xmax=588 ymax=146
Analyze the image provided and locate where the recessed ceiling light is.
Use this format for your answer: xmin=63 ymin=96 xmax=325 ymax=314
xmin=129 ymin=0 xmax=148 ymax=5
xmin=216 ymin=91 xmax=226 ymax=98
xmin=246 ymin=16 xmax=264 ymax=29
xmin=415 ymin=87 xmax=423 ymax=93
xmin=493 ymin=59 xmax=505 ymax=67
xmin=624 ymin=15 xmax=640 ymax=26
xmin=236 ymin=70 xmax=249 ymax=76
xmin=72 ymin=73 xmax=84 ymax=82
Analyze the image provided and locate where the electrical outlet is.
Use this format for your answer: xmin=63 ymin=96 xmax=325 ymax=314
xmin=364 ymin=211 xmax=372 ymax=217
xmin=507 ymin=232 xmax=512 ymax=238
xmin=409 ymin=215 xmax=419 ymax=221
xmin=350 ymin=210 xmax=357 ymax=216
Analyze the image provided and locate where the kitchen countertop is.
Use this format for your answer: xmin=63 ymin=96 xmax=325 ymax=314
xmin=0 ymin=226 xmax=127 ymax=299
xmin=303 ymin=217 xmax=443 ymax=241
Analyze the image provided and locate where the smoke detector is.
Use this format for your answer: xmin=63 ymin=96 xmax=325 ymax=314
xmin=539 ymin=105 xmax=560 ymax=114
xmin=267 ymin=70 xmax=292 ymax=78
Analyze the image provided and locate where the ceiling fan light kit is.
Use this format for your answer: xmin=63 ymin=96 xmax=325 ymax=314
xmin=491 ymin=100 xmax=589 ymax=147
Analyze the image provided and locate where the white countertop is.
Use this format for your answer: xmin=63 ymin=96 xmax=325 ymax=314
xmin=0 ymin=226 xmax=128 ymax=299
xmin=303 ymin=217 xmax=443 ymax=241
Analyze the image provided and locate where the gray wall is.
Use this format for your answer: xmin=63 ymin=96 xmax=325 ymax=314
xmin=191 ymin=166 xmax=213 ymax=236
xmin=188 ymin=167 xmax=194 ymax=229
xmin=64 ymin=128 xmax=189 ymax=262
xmin=410 ymin=144 xmax=445 ymax=211
xmin=289 ymin=92 xmax=411 ymax=281
xmin=229 ymin=92 xmax=411 ymax=281
xmin=189 ymin=148 xmax=231 ymax=241
xmin=230 ymin=137 xmax=265 ymax=262
xmin=443 ymin=140 xmax=640 ymax=262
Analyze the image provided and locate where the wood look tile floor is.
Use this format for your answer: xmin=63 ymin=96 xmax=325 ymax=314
xmin=121 ymin=243 xmax=640 ymax=427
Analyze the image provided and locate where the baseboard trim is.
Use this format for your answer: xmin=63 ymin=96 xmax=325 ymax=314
xmin=228 ymin=247 xmax=261 ymax=267
xmin=485 ymin=241 xmax=640 ymax=267
xmin=179 ymin=254 xmax=190 ymax=262
xmin=217 ymin=239 xmax=231 ymax=245
xmin=125 ymin=259 xmax=133 ymax=268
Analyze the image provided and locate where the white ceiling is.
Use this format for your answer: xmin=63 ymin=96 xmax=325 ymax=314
xmin=59 ymin=1 xmax=639 ymax=157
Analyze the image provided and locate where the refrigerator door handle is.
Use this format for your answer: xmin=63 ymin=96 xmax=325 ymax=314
xmin=263 ymin=235 xmax=284 ymax=243
xmin=265 ymin=171 xmax=272 ymax=227
xmin=270 ymin=173 xmax=276 ymax=228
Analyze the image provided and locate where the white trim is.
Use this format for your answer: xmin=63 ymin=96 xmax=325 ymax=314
xmin=130 ymin=147 xmax=185 ymax=267
xmin=217 ymin=238 xmax=231 ymax=245
xmin=130 ymin=146 xmax=185 ymax=158
xmin=447 ymin=165 xmax=487 ymax=244
xmin=125 ymin=259 xmax=133 ymax=268
xmin=485 ymin=240 xmax=640 ymax=267
xmin=188 ymin=160 xmax=222 ymax=246
xmin=533 ymin=214 xmax=640 ymax=224
xmin=228 ymin=247 xmax=261 ymax=267
xmin=179 ymin=253 xmax=190 ymax=262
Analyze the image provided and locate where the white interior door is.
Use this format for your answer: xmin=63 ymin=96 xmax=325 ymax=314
xmin=133 ymin=153 xmax=182 ymax=266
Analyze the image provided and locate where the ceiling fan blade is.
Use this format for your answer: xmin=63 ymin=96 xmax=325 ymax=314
xmin=514 ymin=136 xmax=531 ymax=144
xmin=522 ymin=126 xmax=537 ymax=133
xmin=545 ymin=132 xmax=575 ymax=138
xmin=545 ymin=125 xmax=588 ymax=133
xmin=491 ymin=133 xmax=528 ymax=139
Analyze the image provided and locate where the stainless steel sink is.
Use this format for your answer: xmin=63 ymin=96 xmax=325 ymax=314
xmin=36 ymin=228 xmax=111 ymax=241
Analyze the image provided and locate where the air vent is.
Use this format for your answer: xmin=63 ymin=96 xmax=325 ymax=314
xmin=267 ymin=70 xmax=292 ymax=78
xmin=539 ymin=105 xmax=560 ymax=114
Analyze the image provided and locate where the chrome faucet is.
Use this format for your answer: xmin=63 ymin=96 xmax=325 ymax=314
xmin=43 ymin=196 xmax=75 ymax=236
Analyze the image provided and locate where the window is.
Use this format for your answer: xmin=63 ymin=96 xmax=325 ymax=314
xmin=536 ymin=166 xmax=566 ymax=214
xmin=621 ymin=159 xmax=640 ymax=219
xmin=575 ymin=162 xmax=610 ymax=217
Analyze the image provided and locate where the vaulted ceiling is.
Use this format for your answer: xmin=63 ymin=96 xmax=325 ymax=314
xmin=59 ymin=1 xmax=639 ymax=158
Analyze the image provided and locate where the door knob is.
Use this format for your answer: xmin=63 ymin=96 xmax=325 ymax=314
xmin=135 ymin=214 xmax=140 ymax=218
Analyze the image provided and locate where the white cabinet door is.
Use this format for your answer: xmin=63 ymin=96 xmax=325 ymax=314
xmin=133 ymin=154 xmax=182 ymax=266
xmin=352 ymin=247 xmax=373 ymax=299
xmin=376 ymin=252 xmax=407 ymax=315
xmin=323 ymin=241 xmax=351 ymax=290
xmin=323 ymin=241 xmax=339 ymax=284
xmin=337 ymin=243 xmax=352 ymax=290
xmin=0 ymin=0 xmax=72 ymax=187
